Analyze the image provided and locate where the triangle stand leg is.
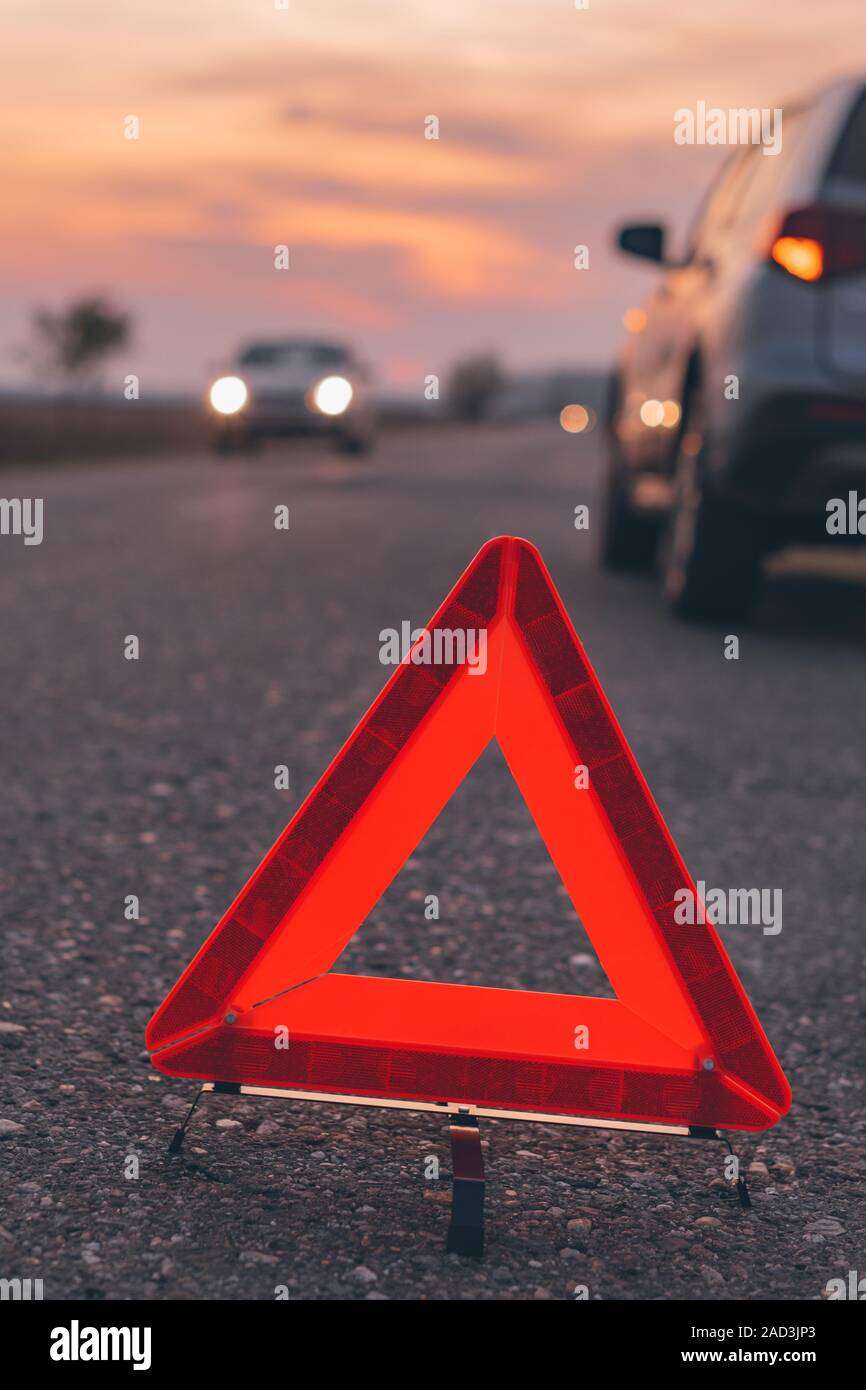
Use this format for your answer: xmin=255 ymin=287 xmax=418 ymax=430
xmin=689 ymin=1125 xmax=752 ymax=1210
xmin=722 ymin=1136 xmax=752 ymax=1210
xmin=166 ymin=1085 xmax=213 ymax=1156
xmin=446 ymin=1110 xmax=485 ymax=1258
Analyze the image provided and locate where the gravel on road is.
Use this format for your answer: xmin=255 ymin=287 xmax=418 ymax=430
xmin=1 ymin=422 xmax=864 ymax=1300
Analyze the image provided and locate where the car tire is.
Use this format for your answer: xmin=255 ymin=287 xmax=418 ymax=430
xmin=337 ymin=433 xmax=371 ymax=455
xmin=599 ymin=452 xmax=662 ymax=572
xmin=212 ymin=430 xmax=255 ymax=455
xmin=661 ymin=388 xmax=763 ymax=622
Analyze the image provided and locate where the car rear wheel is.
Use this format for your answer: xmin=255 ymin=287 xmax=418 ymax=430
xmin=336 ymin=432 xmax=372 ymax=455
xmin=599 ymin=453 xmax=662 ymax=571
xmin=212 ymin=429 xmax=256 ymax=455
xmin=661 ymin=388 xmax=763 ymax=622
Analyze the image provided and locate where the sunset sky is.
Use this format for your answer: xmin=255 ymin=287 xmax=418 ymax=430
xmin=3 ymin=0 xmax=866 ymax=391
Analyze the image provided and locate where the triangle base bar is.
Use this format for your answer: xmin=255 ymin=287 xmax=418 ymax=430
xmin=189 ymin=1080 xmax=702 ymax=1132
xmin=190 ymin=1080 xmax=698 ymax=1133
xmin=153 ymin=974 xmax=781 ymax=1132
xmin=155 ymin=1030 xmax=774 ymax=1131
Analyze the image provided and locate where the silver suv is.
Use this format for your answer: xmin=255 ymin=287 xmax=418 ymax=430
xmin=208 ymin=339 xmax=376 ymax=455
xmin=602 ymin=77 xmax=866 ymax=620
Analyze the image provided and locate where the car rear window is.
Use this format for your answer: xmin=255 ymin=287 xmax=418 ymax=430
xmin=724 ymin=107 xmax=808 ymax=236
xmin=827 ymin=90 xmax=866 ymax=184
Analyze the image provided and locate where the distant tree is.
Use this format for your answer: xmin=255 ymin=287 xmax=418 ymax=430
xmin=31 ymin=296 xmax=130 ymax=385
xmin=446 ymin=353 xmax=505 ymax=421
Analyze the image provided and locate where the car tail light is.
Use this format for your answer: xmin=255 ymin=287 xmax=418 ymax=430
xmin=767 ymin=204 xmax=866 ymax=281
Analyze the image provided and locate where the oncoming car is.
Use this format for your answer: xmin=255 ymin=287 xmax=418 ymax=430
xmin=208 ymin=339 xmax=376 ymax=454
xmin=602 ymin=77 xmax=866 ymax=620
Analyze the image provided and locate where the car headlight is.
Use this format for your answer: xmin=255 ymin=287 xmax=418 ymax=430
xmin=312 ymin=375 xmax=353 ymax=416
xmin=209 ymin=376 xmax=248 ymax=415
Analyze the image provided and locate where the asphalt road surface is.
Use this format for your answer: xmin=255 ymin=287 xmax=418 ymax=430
xmin=2 ymin=421 xmax=864 ymax=1301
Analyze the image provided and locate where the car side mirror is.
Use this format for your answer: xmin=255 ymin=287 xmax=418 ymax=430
xmin=617 ymin=223 xmax=666 ymax=263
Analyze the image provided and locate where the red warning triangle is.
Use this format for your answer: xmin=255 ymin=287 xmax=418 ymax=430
xmin=147 ymin=537 xmax=790 ymax=1132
